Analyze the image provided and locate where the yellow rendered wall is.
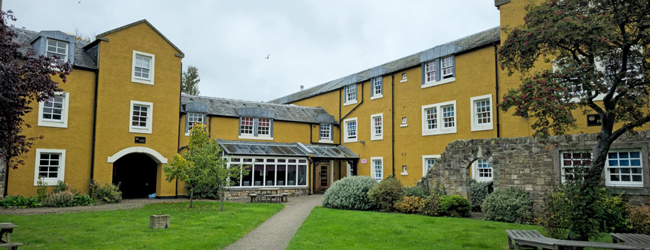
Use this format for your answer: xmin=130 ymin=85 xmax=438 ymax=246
xmin=8 ymin=69 xmax=97 ymax=196
xmin=292 ymin=90 xmax=341 ymax=120
xmin=92 ymin=22 xmax=182 ymax=197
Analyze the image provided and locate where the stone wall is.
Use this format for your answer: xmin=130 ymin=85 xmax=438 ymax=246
xmin=224 ymin=187 xmax=309 ymax=200
xmin=419 ymin=131 xmax=650 ymax=210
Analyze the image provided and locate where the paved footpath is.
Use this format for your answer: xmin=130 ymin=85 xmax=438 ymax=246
xmin=224 ymin=194 xmax=324 ymax=250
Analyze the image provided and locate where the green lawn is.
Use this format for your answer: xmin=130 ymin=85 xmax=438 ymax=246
xmin=288 ymin=207 xmax=613 ymax=250
xmin=0 ymin=201 xmax=283 ymax=249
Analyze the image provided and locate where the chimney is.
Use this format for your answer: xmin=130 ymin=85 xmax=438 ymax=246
xmin=300 ymin=85 xmax=304 ymax=91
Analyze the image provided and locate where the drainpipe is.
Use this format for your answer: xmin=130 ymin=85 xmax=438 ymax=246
xmin=391 ymin=74 xmax=395 ymax=177
xmin=309 ymin=158 xmax=314 ymax=195
xmin=175 ymin=62 xmax=183 ymax=197
xmin=493 ymin=43 xmax=501 ymax=138
xmin=89 ymin=67 xmax=100 ymax=186
xmin=338 ymin=89 xmax=342 ymax=145
xmin=3 ymin=156 xmax=8 ymax=197
xmin=340 ymin=82 xmax=364 ymax=121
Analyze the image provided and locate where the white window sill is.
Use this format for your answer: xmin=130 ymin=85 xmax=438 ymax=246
xmin=422 ymin=128 xmax=457 ymax=136
xmin=370 ymin=136 xmax=383 ymax=141
xmin=401 ymin=172 xmax=408 ymax=176
xmin=238 ymin=135 xmax=274 ymax=141
xmin=370 ymin=95 xmax=383 ymax=100
xmin=606 ymin=183 xmax=643 ymax=188
xmin=400 ymin=79 xmax=407 ymax=83
xmin=421 ymin=77 xmax=455 ymax=89
xmin=400 ymin=124 xmax=408 ymax=127
xmin=319 ymin=139 xmax=334 ymax=144
xmin=130 ymin=127 xmax=152 ymax=134
xmin=471 ymin=125 xmax=494 ymax=132
xmin=132 ymin=77 xmax=154 ymax=85
xmin=343 ymin=100 xmax=357 ymax=106
xmin=343 ymin=137 xmax=358 ymax=143
xmin=38 ymin=120 xmax=67 ymax=128
xmin=34 ymin=179 xmax=62 ymax=186
xmin=475 ymin=177 xmax=494 ymax=182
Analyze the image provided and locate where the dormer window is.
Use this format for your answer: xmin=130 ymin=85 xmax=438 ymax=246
xmin=46 ymin=39 xmax=68 ymax=64
xmin=132 ymin=51 xmax=155 ymax=85
xmin=422 ymin=55 xmax=456 ymax=88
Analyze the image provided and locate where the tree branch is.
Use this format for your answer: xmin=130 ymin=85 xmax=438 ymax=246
xmin=608 ymin=113 xmax=650 ymax=144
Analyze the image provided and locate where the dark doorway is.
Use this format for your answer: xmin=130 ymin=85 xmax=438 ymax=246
xmin=112 ymin=153 xmax=157 ymax=199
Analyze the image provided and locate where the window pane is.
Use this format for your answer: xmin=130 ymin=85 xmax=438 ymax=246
xmin=277 ymin=165 xmax=286 ymax=186
xmin=298 ymin=165 xmax=307 ymax=185
xmin=253 ymin=164 xmax=264 ymax=186
xmin=241 ymin=165 xmax=252 ymax=186
xmin=287 ymin=165 xmax=297 ymax=185
xmin=265 ymin=164 xmax=276 ymax=186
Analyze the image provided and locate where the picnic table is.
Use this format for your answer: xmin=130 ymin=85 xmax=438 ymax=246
xmin=611 ymin=233 xmax=650 ymax=249
xmin=246 ymin=188 xmax=289 ymax=203
xmin=506 ymin=230 xmax=638 ymax=250
xmin=0 ymin=223 xmax=23 ymax=250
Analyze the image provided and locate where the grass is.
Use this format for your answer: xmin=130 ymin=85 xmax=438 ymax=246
xmin=0 ymin=201 xmax=283 ymax=249
xmin=287 ymin=207 xmax=614 ymax=250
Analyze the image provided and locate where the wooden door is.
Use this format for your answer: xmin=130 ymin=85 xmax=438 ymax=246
xmin=315 ymin=163 xmax=330 ymax=192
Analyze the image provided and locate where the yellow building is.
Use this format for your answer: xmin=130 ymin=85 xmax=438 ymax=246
xmin=5 ymin=20 xmax=184 ymax=198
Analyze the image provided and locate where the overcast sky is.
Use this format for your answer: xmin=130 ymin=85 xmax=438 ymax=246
xmin=4 ymin=0 xmax=500 ymax=102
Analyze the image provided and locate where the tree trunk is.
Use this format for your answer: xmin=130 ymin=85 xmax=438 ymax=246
xmin=220 ymin=185 xmax=224 ymax=212
xmin=189 ymin=188 xmax=194 ymax=208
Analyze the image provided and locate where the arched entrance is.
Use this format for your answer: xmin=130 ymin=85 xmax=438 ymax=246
xmin=107 ymin=147 xmax=167 ymax=199
xmin=112 ymin=153 xmax=157 ymax=198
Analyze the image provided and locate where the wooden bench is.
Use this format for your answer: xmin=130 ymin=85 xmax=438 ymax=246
xmin=248 ymin=193 xmax=259 ymax=203
xmin=611 ymin=233 xmax=650 ymax=249
xmin=507 ymin=230 xmax=638 ymax=250
xmin=280 ymin=192 xmax=288 ymax=202
xmin=263 ymin=194 xmax=283 ymax=203
xmin=0 ymin=242 xmax=23 ymax=250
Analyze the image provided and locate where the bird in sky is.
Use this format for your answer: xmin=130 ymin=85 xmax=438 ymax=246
xmin=265 ymin=54 xmax=270 ymax=59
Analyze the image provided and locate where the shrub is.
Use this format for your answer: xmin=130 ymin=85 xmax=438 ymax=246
xmin=394 ymin=196 xmax=423 ymax=214
xmin=36 ymin=177 xmax=48 ymax=201
xmin=482 ymin=187 xmax=533 ymax=224
xmin=190 ymin=181 xmax=220 ymax=200
xmin=368 ymin=177 xmax=403 ymax=212
xmin=421 ymin=193 xmax=443 ymax=216
xmin=53 ymin=180 xmax=69 ymax=193
xmin=73 ymin=194 xmax=95 ymax=206
xmin=90 ymin=181 xmax=122 ymax=204
xmin=43 ymin=191 xmax=75 ymax=207
xmin=0 ymin=196 xmax=42 ymax=208
xmin=538 ymin=183 xmax=630 ymax=240
xmin=470 ymin=179 xmax=493 ymax=212
xmin=440 ymin=195 xmax=471 ymax=217
xmin=403 ymin=186 xmax=429 ymax=198
xmin=629 ymin=206 xmax=650 ymax=235
xmin=323 ymin=176 xmax=377 ymax=210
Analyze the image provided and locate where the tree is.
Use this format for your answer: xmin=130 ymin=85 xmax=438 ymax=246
xmin=181 ymin=65 xmax=200 ymax=96
xmin=0 ymin=10 xmax=71 ymax=170
xmin=499 ymin=0 xmax=649 ymax=242
xmin=163 ymin=124 xmax=247 ymax=210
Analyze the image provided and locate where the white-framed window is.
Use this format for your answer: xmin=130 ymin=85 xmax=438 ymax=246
xmin=343 ymin=118 xmax=357 ymax=143
xmin=228 ymin=157 xmax=309 ymax=187
xmin=400 ymin=73 xmax=407 ymax=83
xmin=606 ymin=150 xmax=643 ymax=187
xmin=132 ymin=50 xmax=155 ymax=85
xmin=129 ymin=101 xmax=153 ymax=134
xmin=470 ymin=94 xmax=494 ymax=131
xmin=238 ymin=117 xmax=274 ymax=140
xmin=371 ymin=157 xmax=383 ymax=181
xmin=38 ymin=92 xmax=69 ymax=128
xmin=422 ymin=100 xmax=457 ymax=136
xmin=240 ymin=117 xmax=254 ymax=136
xmin=185 ymin=113 xmax=205 ymax=135
xmin=401 ymin=165 xmax=408 ymax=176
xmin=560 ymin=151 xmax=592 ymax=183
xmin=422 ymin=56 xmax=456 ymax=88
xmin=422 ymin=155 xmax=440 ymax=178
xmin=472 ymin=159 xmax=493 ymax=182
xmin=46 ymin=39 xmax=68 ymax=65
xmin=401 ymin=117 xmax=407 ymax=127
xmin=371 ymin=77 xmax=383 ymax=100
xmin=344 ymin=85 xmax=357 ymax=106
xmin=319 ymin=124 xmax=332 ymax=143
xmin=33 ymin=149 xmax=66 ymax=186
xmin=370 ymin=113 xmax=383 ymax=141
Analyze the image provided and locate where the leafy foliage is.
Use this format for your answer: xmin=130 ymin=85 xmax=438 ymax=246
xmin=53 ymin=180 xmax=69 ymax=193
xmin=368 ymin=177 xmax=404 ymax=212
xmin=163 ymin=123 xmax=248 ymax=210
xmin=322 ymin=176 xmax=377 ymax=211
xmin=470 ymin=180 xmax=493 ymax=212
xmin=89 ymin=181 xmax=122 ymax=204
xmin=482 ymin=187 xmax=533 ymax=224
xmin=393 ymin=196 xmax=423 ymax=214
xmin=181 ymin=65 xmax=200 ymax=95
xmin=403 ymin=186 xmax=430 ymax=199
xmin=0 ymin=195 xmax=41 ymax=208
xmin=420 ymin=193 xmax=443 ymax=216
xmin=191 ymin=181 xmax=220 ymax=200
xmin=43 ymin=191 xmax=75 ymax=207
xmin=73 ymin=194 xmax=95 ymax=206
xmin=36 ymin=177 xmax=48 ymax=201
xmin=538 ymin=181 xmax=629 ymax=240
xmin=629 ymin=206 xmax=650 ymax=235
xmin=0 ymin=11 xmax=72 ymax=168
xmin=439 ymin=195 xmax=471 ymax=218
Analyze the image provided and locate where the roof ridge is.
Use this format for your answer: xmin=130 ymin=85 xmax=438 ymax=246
xmin=182 ymin=94 xmax=325 ymax=110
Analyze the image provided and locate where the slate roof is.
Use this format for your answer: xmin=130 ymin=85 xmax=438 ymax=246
xmin=11 ymin=27 xmax=98 ymax=69
xmin=217 ymin=139 xmax=359 ymax=159
xmin=181 ymin=94 xmax=338 ymax=124
xmin=269 ymin=26 xmax=501 ymax=104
